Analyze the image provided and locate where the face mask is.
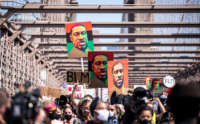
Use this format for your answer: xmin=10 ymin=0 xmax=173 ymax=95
xmin=95 ymin=109 xmax=109 ymax=121
xmin=65 ymin=114 xmax=72 ymax=120
xmin=109 ymin=110 xmax=115 ymax=117
xmin=139 ymin=119 xmax=151 ymax=124
xmin=48 ymin=111 xmax=61 ymax=120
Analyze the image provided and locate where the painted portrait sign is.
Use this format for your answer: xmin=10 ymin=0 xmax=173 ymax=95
xmin=108 ymin=59 xmax=129 ymax=96
xmin=65 ymin=21 xmax=94 ymax=58
xmin=88 ymin=51 xmax=113 ymax=88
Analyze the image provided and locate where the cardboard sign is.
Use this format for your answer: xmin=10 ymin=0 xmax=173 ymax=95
xmin=65 ymin=21 xmax=94 ymax=58
xmin=66 ymin=71 xmax=89 ymax=84
xmin=108 ymin=59 xmax=129 ymax=96
xmin=88 ymin=51 xmax=113 ymax=88
xmin=67 ymin=85 xmax=84 ymax=98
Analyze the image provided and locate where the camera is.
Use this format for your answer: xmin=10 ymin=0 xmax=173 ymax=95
xmin=111 ymin=87 xmax=153 ymax=112
xmin=8 ymin=81 xmax=41 ymax=124
xmin=55 ymin=95 xmax=71 ymax=108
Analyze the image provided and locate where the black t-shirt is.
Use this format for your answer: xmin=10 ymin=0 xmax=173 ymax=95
xmin=122 ymin=110 xmax=137 ymax=124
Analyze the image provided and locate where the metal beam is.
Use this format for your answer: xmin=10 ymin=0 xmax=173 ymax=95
xmin=128 ymin=72 xmax=177 ymax=74
xmin=12 ymin=21 xmax=200 ymax=28
xmin=7 ymin=31 xmax=21 ymax=42
xmin=43 ymin=50 xmax=200 ymax=54
xmin=54 ymin=65 xmax=188 ymax=68
xmin=129 ymin=74 xmax=169 ymax=77
xmin=0 ymin=10 xmax=15 ymax=25
xmin=53 ymin=61 xmax=198 ymax=65
xmin=1 ymin=4 xmax=200 ymax=13
xmin=129 ymin=77 xmax=164 ymax=79
xmin=58 ymin=68 xmax=180 ymax=71
xmin=50 ymin=58 xmax=198 ymax=63
xmin=38 ymin=42 xmax=200 ymax=47
xmin=48 ymin=56 xmax=200 ymax=60
xmin=57 ymin=67 xmax=183 ymax=71
xmin=60 ymin=71 xmax=176 ymax=75
xmin=28 ymin=33 xmax=200 ymax=39
xmin=22 ymin=41 xmax=32 ymax=50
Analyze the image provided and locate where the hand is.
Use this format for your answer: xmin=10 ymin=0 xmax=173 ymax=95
xmin=153 ymin=97 xmax=161 ymax=102
xmin=74 ymin=84 xmax=78 ymax=91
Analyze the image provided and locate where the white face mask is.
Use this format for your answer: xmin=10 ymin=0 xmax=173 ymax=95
xmin=109 ymin=110 xmax=115 ymax=117
xmin=95 ymin=109 xmax=109 ymax=121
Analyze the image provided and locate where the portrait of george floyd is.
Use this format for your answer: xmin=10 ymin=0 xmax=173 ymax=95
xmin=108 ymin=59 xmax=129 ymax=96
xmin=88 ymin=52 xmax=113 ymax=88
xmin=65 ymin=21 xmax=94 ymax=58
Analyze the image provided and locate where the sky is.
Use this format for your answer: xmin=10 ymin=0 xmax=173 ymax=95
xmin=77 ymin=0 xmax=124 ymax=44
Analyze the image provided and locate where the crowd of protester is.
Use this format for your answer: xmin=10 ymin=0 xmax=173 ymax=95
xmin=0 ymin=80 xmax=199 ymax=124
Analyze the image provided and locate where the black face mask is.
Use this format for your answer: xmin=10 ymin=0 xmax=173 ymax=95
xmin=48 ymin=111 xmax=61 ymax=120
xmin=65 ymin=114 xmax=72 ymax=120
xmin=139 ymin=119 xmax=151 ymax=124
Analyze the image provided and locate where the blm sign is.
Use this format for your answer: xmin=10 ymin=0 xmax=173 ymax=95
xmin=66 ymin=71 xmax=89 ymax=84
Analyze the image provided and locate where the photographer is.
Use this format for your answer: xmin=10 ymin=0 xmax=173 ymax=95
xmin=6 ymin=81 xmax=42 ymax=124
xmin=122 ymin=87 xmax=151 ymax=124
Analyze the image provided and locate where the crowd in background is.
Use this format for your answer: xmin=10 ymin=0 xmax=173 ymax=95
xmin=0 ymin=80 xmax=199 ymax=124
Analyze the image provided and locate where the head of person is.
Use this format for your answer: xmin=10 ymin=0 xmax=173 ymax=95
xmin=84 ymin=94 xmax=93 ymax=102
xmin=137 ymin=105 xmax=153 ymax=124
xmin=78 ymin=99 xmax=92 ymax=119
xmin=115 ymin=104 xmax=125 ymax=115
xmin=92 ymin=54 xmax=108 ymax=81
xmin=43 ymin=101 xmax=61 ymax=120
xmin=70 ymin=24 xmax=89 ymax=52
xmin=64 ymin=107 xmax=73 ymax=121
xmin=90 ymin=97 xmax=109 ymax=123
xmin=167 ymin=80 xmax=200 ymax=124
xmin=112 ymin=62 xmax=124 ymax=89
xmin=0 ymin=91 xmax=8 ymax=115
xmin=108 ymin=105 xmax=117 ymax=117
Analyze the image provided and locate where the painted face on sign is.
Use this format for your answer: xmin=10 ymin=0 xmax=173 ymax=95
xmin=112 ymin=62 xmax=124 ymax=89
xmin=92 ymin=55 xmax=108 ymax=81
xmin=70 ymin=25 xmax=89 ymax=52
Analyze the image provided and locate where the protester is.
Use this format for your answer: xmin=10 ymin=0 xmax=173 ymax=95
xmin=108 ymin=105 xmax=118 ymax=124
xmin=115 ymin=104 xmax=125 ymax=124
xmin=133 ymin=105 xmax=155 ymax=124
xmin=78 ymin=99 xmax=92 ymax=124
xmin=88 ymin=97 xmax=110 ymax=124
xmin=1 ymin=77 xmax=199 ymax=124
xmin=63 ymin=107 xmax=81 ymax=124
xmin=167 ymin=81 xmax=200 ymax=124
